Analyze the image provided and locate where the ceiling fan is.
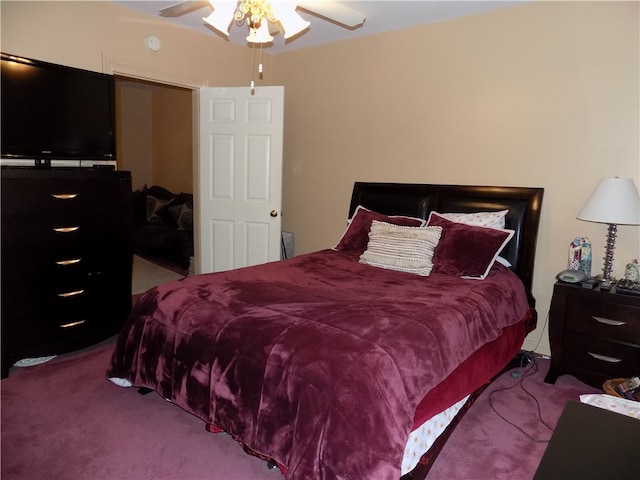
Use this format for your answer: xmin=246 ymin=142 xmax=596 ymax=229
xmin=159 ymin=0 xmax=367 ymax=43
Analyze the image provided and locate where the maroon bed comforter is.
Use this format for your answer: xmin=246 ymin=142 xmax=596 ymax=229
xmin=107 ymin=249 xmax=530 ymax=480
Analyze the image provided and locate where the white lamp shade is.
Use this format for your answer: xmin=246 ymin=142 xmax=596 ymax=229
xmin=203 ymin=1 xmax=237 ymax=37
xmin=577 ymin=177 xmax=640 ymax=225
xmin=270 ymin=2 xmax=310 ymax=38
xmin=246 ymin=21 xmax=274 ymax=43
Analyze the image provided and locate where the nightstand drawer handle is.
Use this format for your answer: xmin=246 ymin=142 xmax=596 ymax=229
xmin=58 ymin=289 xmax=84 ymax=298
xmin=53 ymin=226 xmax=79 ymax=233
xmin=592 ymin=316 xmax=626 ymax=326
xmin=51 ymin=193 xmax=78 ymax=200
xmin=56 ymin=258 xmax=82 ymax=266
xmin=59 ymin=320 xmax=86 ymax=329
xmin=588 ymin=352 xmax=622 ymax=363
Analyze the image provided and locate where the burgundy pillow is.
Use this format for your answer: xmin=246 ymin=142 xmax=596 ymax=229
xmin=333 ymin=206 xmax=425 ymax=256
xmin=426 ymin=212 xmax=514 ymax=279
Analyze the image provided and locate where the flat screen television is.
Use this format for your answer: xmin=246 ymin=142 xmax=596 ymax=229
xmin=1 ymin=53 xmax=116 ymax=164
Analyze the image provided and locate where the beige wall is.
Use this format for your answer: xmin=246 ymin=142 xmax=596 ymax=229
xmin=2 ymin=1 xmax=639 ymax=355
xmin=152 ymin=85 xmax=193 ymax=193
xmin=116 ymin=80 xmax=192 ymax=193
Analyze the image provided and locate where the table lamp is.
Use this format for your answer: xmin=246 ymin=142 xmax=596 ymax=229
xmin=577 ymin=177 xmax=640 ymax=289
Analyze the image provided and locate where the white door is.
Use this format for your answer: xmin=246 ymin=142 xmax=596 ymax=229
xmin=197 ymin=86 xmax=284 ymax=274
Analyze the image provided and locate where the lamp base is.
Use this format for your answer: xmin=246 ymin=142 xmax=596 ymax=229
xmin=601 ymin=223 xmax=617 ymax=285
xmin=599 ymin=277 xmax=613 ymax=291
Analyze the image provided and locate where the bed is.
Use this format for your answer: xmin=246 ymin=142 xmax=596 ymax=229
xmin=107 ymin=182 xmax=544 ymax=480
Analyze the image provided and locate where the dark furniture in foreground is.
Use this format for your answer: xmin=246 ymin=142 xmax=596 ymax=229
xmin=1 ymin=168 xmax=133 ymax=378
xmin=545 ymin=281 xmax=640 ymax=388
xmin=533 ymin=400 xmax=640 ymax=480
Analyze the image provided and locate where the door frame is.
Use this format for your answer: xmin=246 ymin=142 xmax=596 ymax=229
xmin=105 ymin=60 xmax=204 ymax=272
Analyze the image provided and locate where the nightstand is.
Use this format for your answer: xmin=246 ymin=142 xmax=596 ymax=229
xmin=544 ymin=281 xmax=640 ymax=389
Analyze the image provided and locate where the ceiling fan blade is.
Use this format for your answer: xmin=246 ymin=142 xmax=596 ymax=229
xmin=296 ymin=1 xmax=366 ymax=28
xmin=159 ymin=0 xmax=210 ymax=17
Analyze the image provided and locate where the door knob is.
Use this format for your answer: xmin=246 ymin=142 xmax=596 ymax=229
xmin=270 ymin=210 xmax=278 ymax=217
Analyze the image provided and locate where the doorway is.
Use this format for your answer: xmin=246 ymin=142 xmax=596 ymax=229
xmin=115 ymin=76 xmax=195 ymax=284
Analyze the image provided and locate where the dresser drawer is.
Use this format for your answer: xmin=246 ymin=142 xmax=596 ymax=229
xmin=4 ymin=284 xmax=122 ymax=342
xmin=2 ymin=215 xmax=121 ymax=251
xmin=2 ymin=178 xmax=123 ymax=217
xmin=2 ymin=246 xmax=123 ymax=288
xmin=565 ymin=296 xmax=640 ymax=344
xmin=563 ymin=332 xmax=640 ymax=379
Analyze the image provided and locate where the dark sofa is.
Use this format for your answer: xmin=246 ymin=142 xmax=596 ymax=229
xmin=132 ymin=185 xmax=194 ymax=269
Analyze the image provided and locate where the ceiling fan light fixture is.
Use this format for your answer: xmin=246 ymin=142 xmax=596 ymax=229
xmin=270 ymin=2 xmax=310 ymax=39
xmin=205 ymin=1 xmax=310 ymax=43
xmin=203 ymin=1 xmax=237 ymax=36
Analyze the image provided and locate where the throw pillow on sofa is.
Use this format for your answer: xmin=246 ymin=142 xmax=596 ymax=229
xmin=168 ymin=199 xmax=193 ymax=232
xmin=144 ymin=185 xmax=176 ymax=225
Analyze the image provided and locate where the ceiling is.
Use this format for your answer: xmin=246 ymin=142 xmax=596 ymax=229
xmin=116 ymin=1 xmax=526 ymax=54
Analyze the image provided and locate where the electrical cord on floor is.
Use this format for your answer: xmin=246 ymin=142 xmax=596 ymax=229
xmin=488 ymin=352 xmax=555 ymax=443
xmin=527 ymin=312 xmax=550 ymax=354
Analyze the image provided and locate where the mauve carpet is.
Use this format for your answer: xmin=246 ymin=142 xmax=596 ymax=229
xmin=1 ymin=339 xmax=599 ymax=480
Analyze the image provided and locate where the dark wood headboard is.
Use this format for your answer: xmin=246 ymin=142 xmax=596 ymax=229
xmin=348 ymin=183 xmax=544 ymax=303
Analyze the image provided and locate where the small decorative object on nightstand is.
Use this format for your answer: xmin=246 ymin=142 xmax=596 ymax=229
xmin=544 ymin=281 xmax=640 ymax=388
xmin=624 ymin=259 xmax=640 ymax=282
xmin=567 ymin=236 xmax=592 ymax=277
xmin=618 ymin=259 xmax=640 ymax=296
xmin=576 ymin=177 xmax=640 ymax=290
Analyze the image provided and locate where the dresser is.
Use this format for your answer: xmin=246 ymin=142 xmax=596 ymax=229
xmin=544 ymin=281 xmax=640 ymax=388
xmin=1 ymin=168 xmax=133 ymax=378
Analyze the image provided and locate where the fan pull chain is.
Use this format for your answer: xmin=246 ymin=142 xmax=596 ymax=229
xmin=249 ymin=32 xmax=266 ymax=95
xmin=250 ymin=41 xmax=256 ymax=95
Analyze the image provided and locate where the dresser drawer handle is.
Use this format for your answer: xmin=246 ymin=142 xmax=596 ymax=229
xmin=51 ymin=193 xmax=78 ymax=200
xmin=592 ymin=316 xmax=626 ymax=326
xmin=59 ymin=320 xmax=86 ymax=329
xmin=588 ymin=352 xmax=622 ymax=363
xmin=56 ymin=258 xmax=82 ymax=266
xmin=53 ymin=226 xmax=79 ymax=233
xmin=58 ymin=289 xmax=84 ymax=298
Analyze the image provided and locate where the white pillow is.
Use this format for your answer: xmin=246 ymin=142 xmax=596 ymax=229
xmin=438 ymin=210 xmax=508 ymax=230
xmin=359 ymin=221 xmax=443 ymax=276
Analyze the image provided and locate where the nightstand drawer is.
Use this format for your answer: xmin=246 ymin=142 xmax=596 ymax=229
xmin=565 ymin=297 xmax=640 ymax=343
xmin=563 ymin=332 xmax=640 ymax=378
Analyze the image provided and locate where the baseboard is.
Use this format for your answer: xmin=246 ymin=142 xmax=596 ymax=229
xmin=522 ymin=337 xmax=550 ymax=357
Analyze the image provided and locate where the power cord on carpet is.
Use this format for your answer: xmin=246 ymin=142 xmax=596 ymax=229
xmin=488 ymin=352 xmax=555 ymax=443
xmin=527 ymin=311 xmax=550 ymax=355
